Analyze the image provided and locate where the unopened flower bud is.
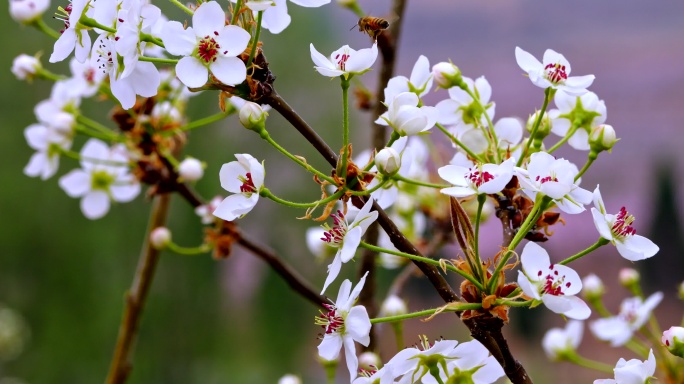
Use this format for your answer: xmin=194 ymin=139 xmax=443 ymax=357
xmin=582 ymin=274 xmax=605 ymax=300
xmin=11 ymin=54 xmax=41 ymax=81
xmin=9 ymin=0 xmax=49 ymax=24
xmin=662 ymin=326 xmax=684 ymax=358
xmin=178 ymin=157 xmax=204 ymax=182
xmin=526 ymin=110 xmax=552 ymax=139
xmin=358 ymin=351 xmax=381 ymax=372
xmin=151 ymin=101 xmax=182 ymax=124
xmin=589 ymin=124 xmax=618 ymax=154
xmin=150 ymin=227 xmax=172 ymax=250
xmin=432 ymin=62 xmax=462 ymax=89
xmin=619 ymin=268 xmax=640 ymax=288
xmin=375 ymin=147 xmax=401 ymax=176
xmin=239 ymin=102 xmax=267 ymax=132
xmin=380 ymin=295 xmax=407 ymax=317
xmin=277 ymin=374 xmax=301 ymax=384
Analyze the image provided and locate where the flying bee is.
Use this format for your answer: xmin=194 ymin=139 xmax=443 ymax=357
xmin=353 ymin=16 xmax=390 ymax=41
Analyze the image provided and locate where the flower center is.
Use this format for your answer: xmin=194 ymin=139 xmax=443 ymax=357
xmin=93 ymin=39 xmax=115 ymax=75
xmin=335 ymin=52 xmax=350 ymax=71
xmin=315 ymin=303 xmax=345 ymax=334
xmin=197 ymin=33 xmax=227 ymax=63
xmin=535 ymin=175 xmax=558 ymax=184
xmin=538 ymin=264 xmax=571 ymax=296
xmin=611 ymin=207 xmax=636 ymax=238
xmin=544 ymin=62 xmax=568 ymax=85
xmin=55 ymin=2 xmax=73 ymax=33
xmin=91 ymin=169 xmax=115 ymax=191
xmin=321 ymin=210 xmax=348 ymax=246
xmin=239 ymin=172 xmax=256 ymax=193
xmin=466 ymin=167 xmax=494 ymax=187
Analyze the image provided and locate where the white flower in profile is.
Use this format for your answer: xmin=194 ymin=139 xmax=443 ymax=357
xmin=352 ymin=365 xmax=395 ymax=384
xmin=34 ymin=81 xmax=80 ymax=135
xmin=213 ymin=154 xmax=265 ymax=221
xmin=435 ymin=76 xmax=495 ymax=132
xmin=11 ymin=54 xmax=41 ymax=80
xmin=320 ymin=198 xmax=378 ymax=294
xmin=662 ymin=326 xmax=684 ymax=358
xmin=515 ymin=47 xmax=595 ymax=96
xmin=542 ymin=320 xmax=583 ymax=361
xmin=310 ymin=43 xmax=378 ymax=79
xmin=517 ymin=242 xmax=591 ymax=320
xmin=516 ymin=151 xmax=592 ymax=214
xmin=591 ymin=186 xmax=659 ymax=261
xmin=383 ymin=55 xmax=433 ymax=102
xmin=316 ymin=272 xmax=371 ymax=382
xmin=421 ymin=340 xmax=505 ymax=384
xmin=376 ymin=92 xmax=438 ymax=136
xmin=161 ymin=1 xmax=250 ymax=88
xmin=590 ymin=292 xmax=663 ymax=347
xmin=438 ymin=157 xmax=515 ymax=198
xmin=194 ymin=195 xmax=224 ymax=225
xmin=549 ymin=90 xmax=607 ymax=151
xmin=50 ymin=0 xmax=93 ymax=63
xmin=24 ymin=124 xmax=72 ymax=180
xmin=58 ymin=139 xmax=140 ymax=219
xmin=594 ymin=349 xmax=656 ymax=384
xmin=387 ymin=337 xmax=459 ymax=383
xmin=9 ymin=0 xmax=50 ymax=23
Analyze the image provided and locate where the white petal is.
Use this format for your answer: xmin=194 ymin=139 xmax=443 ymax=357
xmin=210 ymin=56 xmax=247 ymax=86
xmin=565 ymin=75 xmax=595 ymax=91
xmin=515 ymin=46 xmax=541 ymax=73
xmin=520 ymin=242 xmax=551 ymax=278
xmin=59 ymin=169 xmax=91 ymax=197
xmin=343 ymin=336 xmax=359 ymax=381
xmin=616 ymin=235 xmax=659 ymax=261
xmin=409 ymin=55 xmax=430 ymax=88
xmin=317 ymin=333 xmax=342 ymax=360
xmin=346 ymin=306 xmax=371 ymax=345
xmin=216 ymin=25 xmax=251 ymax=56
xmin=219 ymin=160 xmax=248 ymax=193
xmin=192 ymin=1 xmax=227 ymax=37
xmin=345 ymin=43 xmax=378 ymax=74
xmin=129 ymin=61 xmax=161 ymax=97
xmin=517 ymin=270 xmax=540 ymax=300
xmin=310 ymin=43 xmax=334 ymax=70
xmin=339 ymin=227 xmax=362 ymax=263
xmin=591 ymin=208 xmax=614 ymax=241
xmin=212 ymin=193 xmax=258 ymax=221
xmin=321 ymin=254 xmax=343 ymax=295
xmin=110 ymin=181 xmax=141 ymax=202
xmin=50 ymin=28 xmax=77 ymax=63
xmin=289 ymin=0 xmax=329 ymax=6
xmin=261 ymin=1 xmax=291 ymax=34
xmin=161 ymin=21 xmax=196 ymax=56
xmin=440 ymin=186 xmax=476 ymax=198
xmin=81 ymin=190 xmax=110 ymax=219
xmin=176 ymin=57 xmax=209 ymax=88
xmin=110 ymin=75 xmax=137 ymax=110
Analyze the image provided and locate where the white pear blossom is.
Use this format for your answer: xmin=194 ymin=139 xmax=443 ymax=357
xmin=58 ymin=139 xmax=141 ymax=219
xmin=516 ymin=151 xmax=592 ymax=214
xmin=194 ymin=195 xmax=223 ymax=225
xmin=320 ymin=198 xmax=378 ymax=294
xmin=213 ymin=154 xmax=265 ymax=221
xmin=34 ymin=81 xmax=80 ymax=135
xmin=542 ymin=320 xmax=583 ymax=361
xmin=388 ymin=337 xmax=460 ymax=383
xmin=60 ymin=57 xmax=106 ymax=98
xmin=515 ymin=47 xmax=595 ymax=95
xmin=9 ymin=0 xmax=50 ymax=23
xmin=591 ymin=186 xmax=659 ymax=261
xmin=438 ymin=157 xmax=515 ymax=198
xmin=114 ymin=0 xmax=161 ymax=78
xmin=11 ymin=54 xmax=41 ymax=80
xmin=662 ymin=326 xmax=684 ymax=358
xmin=352 ymin=365 xmax=395 ymax=384
xmin=594 ymin=349 xmax=656 ymax=384
xmin=517 ymin=242 xmax=591 ymax=320
xmin=23 ymin=124 xmax=72 ymax=180
xmin=235 ymin=0 xmax=329 ymax=34
xmin=310 ymin=43 xmax=378 ymax=79
xmin=178 ymin=157 xmax=204 ymax=182
xmin=161 ymin=1 xmax=250 ymax=88
xmin=549 ymin=90 xmax=607 ymax=151
xmin=316 ymin=272 xmax=371 ymax=382
xmin=435 ymin=76 xmax=495 ymax=133
xmin=50 ymin=0 xmax=93 ymax=63
xmin=383 ymin=55 xmax=433 ymax=102
xmin=421 ymin=340 xmax=505 ymax=384
xmin=590 ymin=292 xmax=663 ymax=347
xmin=376 ymin=92 xmax=438 ymax=136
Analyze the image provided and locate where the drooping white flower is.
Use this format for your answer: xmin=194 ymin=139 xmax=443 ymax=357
xmin=58 ymin=139 xmax=141 ymax=219
xmin=310 ymin=43 xmax=378 ymax=79
xmin=34 ymin=81 xmax=80 ymax=135
xmin=542 ymin=320 xmax=583 ymax=361
xmin=516 ymin=151 xmax=592 ymax=214
xmin=549 ymin=90 xmax=607 ymax=151
xmin=50 ymin=0 xmax=93 ymax=63
xmin=320 ymin=198 xmax=378 ymax=294
xmin=517 ymin=242 xmax=591 ymax=320
xmin=435 ymin=76 xmax=495 ymax=132
xmin=11 ymin=54 xmax=41 ymax=80
xmin=590 ymin=292 xmax=663 ymax=347
xmin=161 ymin=1 xmax=250 ymax=88
xmin=421 ymin=340 xmax=505 ymax=384
xmin=438 ymin=157 xmax=515 ymax=198
xmin=23 ymin=124 xmax=72 ymax=180
xmin=9 ymin=0 xmax=50 ymax=23
xmin=213 ymin=154 xmax=265 ymax=221
xmin=591 ymin=186 xmax=659 ymax=261
xmin=316 ymin=272 xmax=371 ymax=382
xmin=594 ymin=349 xmax=656 ymax=384
xmin=194 ymin=195 xmax=224 ymax=225
xmin=376 ymin=92 xmax=438 ymax=136
xmin=515 ymin=47 xmax=595 ymax=95
xmin=383 ymin=55 xmax=433 ymax=102
xmin=387 ymin=337 xmax=459 ymax=383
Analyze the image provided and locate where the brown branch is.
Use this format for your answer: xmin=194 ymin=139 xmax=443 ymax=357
xmin=106 ymin=193 xmax=172 ymax=384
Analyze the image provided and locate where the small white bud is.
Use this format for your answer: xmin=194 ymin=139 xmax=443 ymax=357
xmin=178 ymin=158 xmax=204 ymax=182
xmin=526 ymin=110 xmax=551 ymax=138
xmin=277 ymin=374 xmax=301 ymax=384
xmin=9 ymin=0 xmax=50 ymax=24
xmin=589 ymin=124 xmax=618 ymax=153
xmin=662 ymin=326 xmax=684 ymax=358
xmin=150 ymin=227 xmax=172 ymax=250
xmin=380 ymin=295 xmax=407 ymax=317
xmin=582 ymin=273 xmax=604 ymax=299
xmin=619 ymin=268 xmax=640 ymax=287
xmin=11 ymin=54 xmax=41 ymax=81
xmin=358 ymin=351 xmax=381 ymax=372
xmin=432 ymin=62 xmax=462 ymax=89
xmin=375 ymin=147 xmax=401 ymax=176
xmin=239 ymin=102 xmax=267 ymax=132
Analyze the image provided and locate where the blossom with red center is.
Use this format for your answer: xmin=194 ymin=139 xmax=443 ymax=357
xmin=316 ymin=272 xmax=371 ymax=382
xmin=591 ymin=186 xmax=659 ymax=261
xmin=438 ymin=157 xmax=515 ymax=198
xmin=517 ymin=242 xmax=590 ymax=320
xmin=161 ymin=1 xmax=250 ymax=88
xmin=590 ymin=292 xmax=663 ymax=346
xmin=516 ymin=151 xmax=592 ymax=214
xmin=515 ymin=47 xmax=595 ymax=96
xmin=213 ymin=154 xmax=265 ymax=221
xmin=594 ymin=350 xmax=656 ymax=384
xmin=310 ymin=43 xmax=378 ymax=79
xmin=50 ymin=0 xmax=93 ymax=64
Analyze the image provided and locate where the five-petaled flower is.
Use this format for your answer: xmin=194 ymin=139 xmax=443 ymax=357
xmin=310 ymin=43 xmax=378 ymax=79
xmin=213 ymin=154 xmax=265 ymax=221
xmin=594 ymin=349 xmax=656 ymax=384
xmin=590 ymin=292 xmax=663 ymax=347
xmin=517 ymin=242 xmax=591 ymax=320
xmin=438 ymin=157 xmax=515 ymax=198
xmin=515 ymin=47 xmax=595 ymax=95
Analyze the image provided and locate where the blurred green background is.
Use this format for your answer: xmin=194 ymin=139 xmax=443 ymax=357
xmin=2 ymin=1 xmax=684 ymax=383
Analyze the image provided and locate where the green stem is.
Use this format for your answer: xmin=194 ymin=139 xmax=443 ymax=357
xmin=58 ymin=147 xmax=129 ymax=166
xmin=169 ymin=0 xmax=194 ymax=15
xmin=140 ymin=33 xmax=164 ymax=48
xmin=348 ymin=179 xmax=388 ymax=196
xmin=79 ymin=16 xmax=116 ymax=33
xmin=230 ymin=0 xmax=243 ymax=25
xmin=138 ymin=56 xmax=177 ymax=65
xmin=392 ymin=174 xmax=449 ymax=189
xmin=391 ymin=322 xmax=404 ymax=352
xmin=166 ymin=242 xmax=212 ymax=255
xmin=547 ymin=121 xmax=580 ymax=154
xmin=473 ymin=194 xmax=486 ymax=281
xmin=245 ymin=11 xmax=263 ymax=69
xmin=32 ymin=18 xmax=60 ymax=39
xmin=571 ymin=354 xmax=614 ymax=374
xmin=435 ymin=122 xmax=484 ymax=163
xmin=261 ymin=188 xmax=345 ymax=209
xmin=574 ymin=155 xmax=596 ymax=182
xmin=74 ymin=125 xmax=121 ymax=142
xmin=625 ymin=339 xmax=650 ymax=358
xmin=429 ymin=366 xmax=445 ymax=384
xmin=517 ymin=87 xmax=552 ymax=167
xmin=494 ymin=299 xmax=533 ymax=308
xmin=35 ymin=68 xmax=67 ymax=82
xmin=261 ymin=132 xmax=335 ymax=183
xmin=359 ymin=242 xmax=486 ymax=292
xmin=168 ymin=111 xmax=232 ymax=136
xmin=340 ymin=77 xmax=351 ymax=181
xmin=559 ymin=238 xmax=609 ymax=265
xmin=76 ymin=115 xmax=117 ymax=136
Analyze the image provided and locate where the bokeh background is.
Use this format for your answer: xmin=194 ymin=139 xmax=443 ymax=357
xmin=1 ymin=0 xmax=684 ymax=382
